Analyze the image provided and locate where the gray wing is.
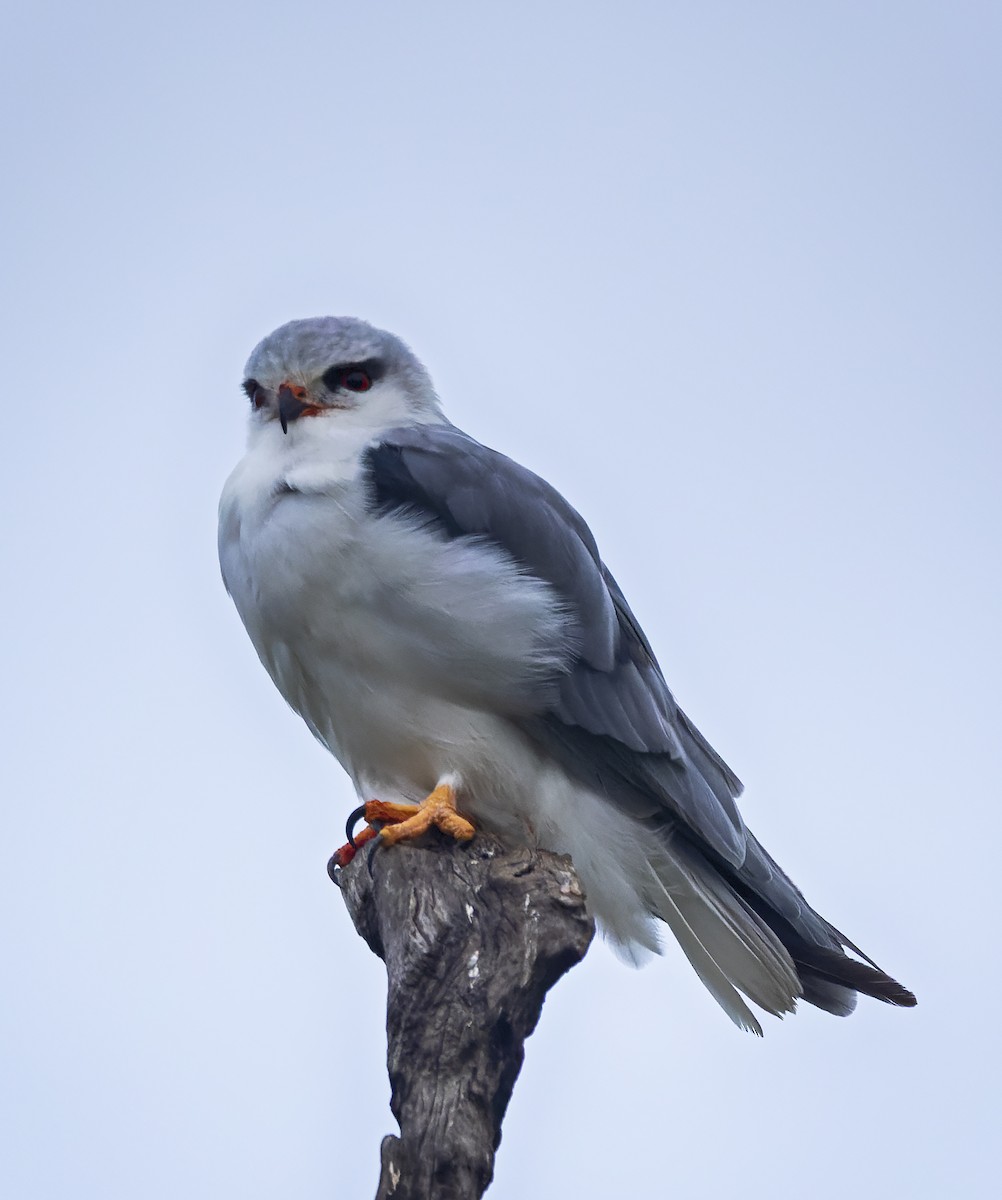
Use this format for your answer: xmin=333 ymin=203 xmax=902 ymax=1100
xmin=364 ymin=424 xmax=918 ymax=1012
xmin=363 ymin=422 xmax=750 ymax=868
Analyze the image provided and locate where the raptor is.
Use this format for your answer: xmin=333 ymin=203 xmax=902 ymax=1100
xmin=219 ymin=315 xmax=915 ymax=1034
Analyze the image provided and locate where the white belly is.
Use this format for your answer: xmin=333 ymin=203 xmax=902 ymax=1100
xmin=219 ymin=454 xmax=571 ymax=797
xmin=219 ymin=444 xmax=661 ymax=956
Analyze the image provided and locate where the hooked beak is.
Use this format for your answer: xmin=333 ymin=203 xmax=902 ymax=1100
xmin=277 ymin=383 xmax=314 ymax=434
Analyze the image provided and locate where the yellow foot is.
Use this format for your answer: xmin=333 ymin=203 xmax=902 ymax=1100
xmin=365 ymin=784 xmax=475 ymax=847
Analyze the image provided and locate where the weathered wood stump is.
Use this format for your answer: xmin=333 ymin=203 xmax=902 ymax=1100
xmin=332 ymin=832 xmax=595 ymax=1200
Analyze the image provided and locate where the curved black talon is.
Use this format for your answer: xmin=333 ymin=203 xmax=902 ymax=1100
xmin=346 ymin=803 xmax=368 ymax=848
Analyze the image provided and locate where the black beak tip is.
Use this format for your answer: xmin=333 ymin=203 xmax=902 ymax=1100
xmin=277 ymin=385 xmax=309 ymax=434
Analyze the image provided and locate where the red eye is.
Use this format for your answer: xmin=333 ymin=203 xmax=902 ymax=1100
xmin=342 ymin=370 xmax=372 ymax=392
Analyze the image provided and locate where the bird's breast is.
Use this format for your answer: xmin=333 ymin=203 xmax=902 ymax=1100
xmin=219 ymin=460 xmax=577 ymax=791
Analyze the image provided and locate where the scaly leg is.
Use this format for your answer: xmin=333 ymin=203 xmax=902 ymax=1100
xmin=328 ymin=824 xmax=379 ymax=872
xmin=329 ymin=783 xmax=475 ymax=873
xmin=370 ymin=783 xmax=475 ymax=846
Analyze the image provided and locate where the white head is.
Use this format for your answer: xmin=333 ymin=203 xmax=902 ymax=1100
xmin=241 ymin=316 xmax=443 ymax=437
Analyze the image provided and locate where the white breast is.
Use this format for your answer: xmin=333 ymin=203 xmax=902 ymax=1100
xmin=218 ymin=423 xmax=574 ymax=799
xmin=219 ymin=419 xmax=671 ymax=957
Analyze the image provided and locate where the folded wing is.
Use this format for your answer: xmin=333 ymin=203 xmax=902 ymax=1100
xmin=363 ymin=423 xmax=916 ymax=1020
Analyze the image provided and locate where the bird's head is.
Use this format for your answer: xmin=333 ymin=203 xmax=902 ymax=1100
xmin=241 ymin=317 xmax=442 ymax=437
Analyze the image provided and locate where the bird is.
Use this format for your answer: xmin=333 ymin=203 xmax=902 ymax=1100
xmin=218 ymin=315 xmax=916 ymax=1034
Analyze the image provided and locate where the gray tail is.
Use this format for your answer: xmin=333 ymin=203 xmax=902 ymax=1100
xmin=651 ymin=830 xmax=916 ymax=1033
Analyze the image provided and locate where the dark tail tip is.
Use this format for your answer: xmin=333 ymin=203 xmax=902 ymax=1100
xmin=797 ymin=946 xmax=917 ymax=1011
xmin=868 ymin=975 xmax=918 ymax=1008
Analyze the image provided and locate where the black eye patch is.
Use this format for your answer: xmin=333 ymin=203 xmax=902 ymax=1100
xmin=321 ymin=358 xmax=386 ymax=391
xmin=241 ymin=378 xmax=267 ymax=408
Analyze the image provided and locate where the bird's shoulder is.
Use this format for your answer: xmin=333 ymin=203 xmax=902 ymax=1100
xmin=363 ymin=423 xmax=592 ymax=537
xmin=361 ymin=423 xmax=611 ymax=617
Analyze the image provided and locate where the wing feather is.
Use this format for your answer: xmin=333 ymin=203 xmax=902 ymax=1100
xmin=362 ymin=423 xmax=917 ymax=1017
xmin=364 ymin=424 xmax=747 ymax=866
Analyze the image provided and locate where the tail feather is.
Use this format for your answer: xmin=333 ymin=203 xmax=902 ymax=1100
xmin=647 ymin=868 xmax=766 ymax=1036
xmin=666 ymin=854 xmax=803 ymax=1015
xmin=790 ymin=940 xmax=918 ymax=1008
xmin=646 ymin=836 xmax=915 ymax=1031
xmin=799 ymin=976 xmax=858 ymax=1016
xmin=646 ymin=852 xmax=804 ymax=1033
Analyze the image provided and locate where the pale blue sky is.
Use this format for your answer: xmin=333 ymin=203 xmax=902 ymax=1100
xmin=2 ymin=3 xmax=999 ymax=1197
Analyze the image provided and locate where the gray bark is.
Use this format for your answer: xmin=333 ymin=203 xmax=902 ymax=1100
xmin=332 ymin=832 xmax=595 ymax=1200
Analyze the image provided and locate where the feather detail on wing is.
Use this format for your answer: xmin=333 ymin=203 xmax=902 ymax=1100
xmin=362 ymin=422 xmax=916 ymax=1022
xmin=363 ymin=424 xmax=750 ymax=866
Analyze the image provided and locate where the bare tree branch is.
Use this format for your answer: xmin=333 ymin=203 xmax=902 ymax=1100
xmin=333 ymin=832 xmax=595 ymax=1200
